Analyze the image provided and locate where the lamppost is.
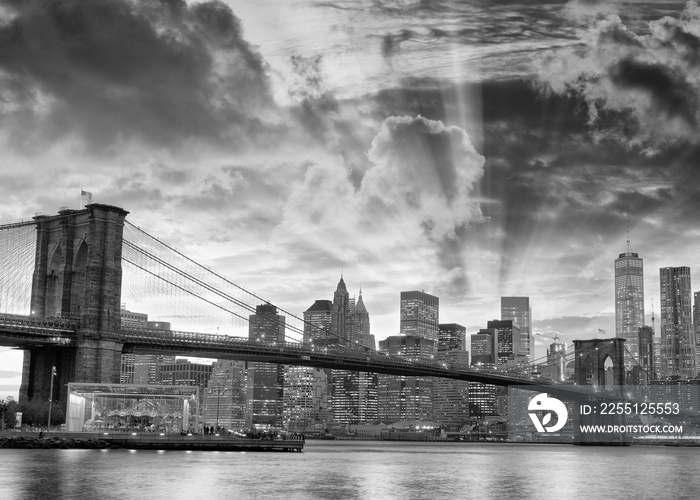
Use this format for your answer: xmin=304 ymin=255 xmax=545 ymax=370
xmin=211 ymin=386 xmax=227 ymax=431
xmin=47 ymin=366 xmax=56 ymax=432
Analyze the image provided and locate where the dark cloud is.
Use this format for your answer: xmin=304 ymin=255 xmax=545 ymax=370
xmin=608 ymin=57 xmax=697 ymax=127
xmin=0 ymin=0 xmax=274 ymax=152
xmin=539 ymin=1 xmax=700 ymax=149
xmin=363 ymin=75 xmax=700 ymax=296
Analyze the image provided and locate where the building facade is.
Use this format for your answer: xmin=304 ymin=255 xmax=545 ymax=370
xmin=283 ymin=365 xmax=331 ymax=430
xmin=615 ymin=246 xmax=645 ymax=366
xmin=303 ymin=300 xmax=333 ymax=344
xmin=202 ymin=360 xmax=247 ymax=431
xmin=501 ymin=297 xmax=531 ymax=361
xmin=471 ymin=330 xmax=497 ymax=365
xmin=247 ymin=304 xmax=286 ymax=429
xmin=638 ymin=325 xmax=655 ymax=384
xmin=487 ymin=319 xmax=523 ymax=366
xmin=659 ymin=267 xmax=695 ymax=379
xmin=400 ymin=291 xmax=439 ymax=351
xmin=330 ymin=278 xmax=377 ymax=424
xmin=377 ymin=335 xmax=434 ymax=423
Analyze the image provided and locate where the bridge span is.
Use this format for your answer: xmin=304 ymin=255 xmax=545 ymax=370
xmin=0 ymin=314 xmax=550 ymax=387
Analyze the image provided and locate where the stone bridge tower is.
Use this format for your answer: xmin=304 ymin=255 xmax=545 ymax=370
xmin=573 ymin=338 xmax=626 ymax=387
xmin=19 ymin=204 xmax=129 ymax=406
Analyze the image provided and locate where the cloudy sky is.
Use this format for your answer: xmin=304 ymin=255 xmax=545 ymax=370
xmin=2 ymin=0 xmax=700 ymax=398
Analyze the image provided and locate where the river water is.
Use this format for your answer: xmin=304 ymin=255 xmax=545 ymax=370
xmin=1 ymin=441 xmax=699 ymax=499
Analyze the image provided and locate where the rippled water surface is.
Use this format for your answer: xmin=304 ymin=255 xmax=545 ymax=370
xmin=1 ymin=441 xmax=700 ymax=499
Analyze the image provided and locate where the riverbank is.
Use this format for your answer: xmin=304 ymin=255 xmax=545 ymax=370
xmin=0 ymin=432 xmax=304 ymax=452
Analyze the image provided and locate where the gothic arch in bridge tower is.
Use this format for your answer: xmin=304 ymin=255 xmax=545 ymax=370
xmin=578 ymin=354 xmax=594 ymax=385
xmin=45 ymin=243 xmax=64 ymax=317
xmin=573 ymin=338 xmax=626 ymax=386
xmin=70 ymin=239 xmax=89 ymax=318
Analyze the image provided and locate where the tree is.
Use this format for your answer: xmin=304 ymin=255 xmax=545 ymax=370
xmin=1 ymin=397 xmax=19 ymax=430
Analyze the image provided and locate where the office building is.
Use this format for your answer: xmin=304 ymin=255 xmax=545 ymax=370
xmin=377 ymin=336 xmax=435 ymax=422
xmin=352 ymin=291 xmax=374 ymax=349
xmin=694 ymin=292 xmax=700 ymax=368
xmin=433 ymin=337 xmax=470 ymax=429
xmin=471 ymin=330 xmax=497 ymax=365
xmin=247 ymin=304 xmax=286 ymax=429
xmin=331 ymin=276 xmax=352 ymax=344
xmin=615 ymin=242 xmax=645 ymax=366
xmin=400 ymin=291 xmax=439 ymax=351
xmin=283 ymin=365 xmax=331 ymax=429
xmin=501 ymin=297 xmax=531 ymax=360
xmin=202 ymin=360 xmax=247 ymax=431
xmin=330 ymin=278 xmax=377 ymax=424
xmin=119 ymin=308 xmax=174 ymax=384
xmin=438 ymin=323 xmax=467 ymax=352
xmin=638 ymin=325 xmax=655 ymax=383
xmin=659 ymin=267 xmax=695 ymax=379
xmin=157 ymin=359 xmax=212 ymax=390
xmin=487 ymin=319 xmax=523 ymax=365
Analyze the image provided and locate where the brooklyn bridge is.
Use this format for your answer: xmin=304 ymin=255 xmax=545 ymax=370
xmin=0 ymin=203 xmax=626 ymax=408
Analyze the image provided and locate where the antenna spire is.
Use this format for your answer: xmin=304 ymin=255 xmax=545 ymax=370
xmin=625 ymin=211 xmax=632 ymax=254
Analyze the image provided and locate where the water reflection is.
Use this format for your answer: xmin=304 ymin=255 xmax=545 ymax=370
xmin=1 ymin=442 xmax=700 ymax=499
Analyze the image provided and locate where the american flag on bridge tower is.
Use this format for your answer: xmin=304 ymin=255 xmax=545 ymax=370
xmin=80 ymin=189 xmax=93 ymax=207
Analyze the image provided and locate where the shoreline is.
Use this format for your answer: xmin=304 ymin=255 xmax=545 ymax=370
xmin=0 ymin=432 xmax=304 ymax=452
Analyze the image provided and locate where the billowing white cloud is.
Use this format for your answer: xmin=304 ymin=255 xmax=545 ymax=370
xmin=273 ymin=115 xmax=485 ymax=305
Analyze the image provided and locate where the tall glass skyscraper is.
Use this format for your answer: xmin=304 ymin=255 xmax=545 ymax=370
xmin=501 ymin=297 xmax=531 ymax=361
xmin=659 ymin=267 xmax=695 ymax=379
xmin=400 ymin=291 xmax=439 ymax=352
xmin=615 ymin=243 xmax=644 ymax=366
xmin=247 ymin=304 xmax=286 ymax=429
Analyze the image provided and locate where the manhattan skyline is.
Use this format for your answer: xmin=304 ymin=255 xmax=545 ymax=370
xmin=2 ymin=0 xmax=700 ymax=397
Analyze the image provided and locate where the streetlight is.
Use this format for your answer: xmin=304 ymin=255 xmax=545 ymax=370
xmin=211 ymin=386 xmax=227 ymax=431
xmin=47 ymin=365 xmax=56 ymax=432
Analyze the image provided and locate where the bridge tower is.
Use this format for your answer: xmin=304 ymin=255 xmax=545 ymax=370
xmin=19 ymin=204 xmax=129 ymax=406
xmin=573 ymin=338 xmax=626 ymax=387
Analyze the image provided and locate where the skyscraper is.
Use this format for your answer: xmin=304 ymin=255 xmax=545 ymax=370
xmin=283 ymin=365 xmax=331 ymax=430
xmin=433 ymin=324 xmax=469 ymax=430
xmin=203 ymin=360 xmax=247 ymax=431
xmin=659 ymin=267 xmax=695 ymax=379
xmin=694 ymin=292 xmax=700 ymax=368
xmin=487 ymin=319 xmax=523 ymax=366
xmin=352 ymin=291 xmax=373 ymax=349
xmin=501 ymin=297 xmax=531 ymax=361
xmin=331 ymin=276 xmax=351 ymax=344
xmin=615 ymin=240 xmax=645 ymax=366
xmin=400 ymin=291 xmax=439 ymax=351
xmin=471 ymin=330 xmax=497 ymax=365
xmin=637 ymin=325 xmax=655 ymax=384
xmin=303 ymin=300 xmax=333 ymax=344
xmin=377 ymin=336 xmax=435 ymax=422
xmin=247 ymin=304 xmax=286 ymax=429
xmin=330 ymin=277 xmax=377 ymax=425
xmin=437 ymin=323 xmax=467 ymax=353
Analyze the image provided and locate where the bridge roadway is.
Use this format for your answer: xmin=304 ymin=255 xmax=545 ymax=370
xmin=0 ymin=313 xmax=552 ymax=387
